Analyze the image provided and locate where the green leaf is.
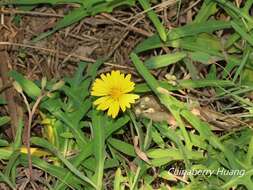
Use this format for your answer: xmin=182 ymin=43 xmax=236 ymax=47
xmin=108 ymin=138 xmax=136 ymax=157
xmin=4 ymin=119 xmax=24 ymax=183
xmin=86 ymin=59 xmax=104 ymax=80
xmin=0 ymin=140 xmax=9 ymax=147
xmin=134 ymin=20 xmax=231 ymax=53
xmin=231 ymin=21 xmax=253 ymax=47
xmin=151 ymin=127 xmax=165 ymax=149
xmin=0 ymin=116 xmax=10 ymax=127
xmin=214 ymin=0 xmax=253 ymax=24
xmin=54 ymin=115 xmax=130 ymax=190
xmin=114 ymin=168 xmax=123 ymax=190
xmin=9 ymin=70 xmax=41 ymax=99
xmin=19 ymin=155 xmax=84 ymax=189
xmin=0 ymin=97 xmax=6 ymax=105
xmin=0 ymin=171 xmax=15 ymax=189
xmin=131 ymin=52 xmax=246 ymax=173
xmin=194 ymin=1 xmax=217 ymax=23
xmin=31 ymin=137 xmax=97 ymax=189
xmin=145 ymin=52 xmax=186 ymax=69
xmin=0 ymin=0 xmax=84 ymax=5
xmin=134 ymin=79 xmax=235 ymax=93
xmin=138 ymin=0 xmax=167 ymax=41
xmin=92 ymin=110 xmax=105 ymax=190
xmin=233 ymin=49 xmax=249 ymax=83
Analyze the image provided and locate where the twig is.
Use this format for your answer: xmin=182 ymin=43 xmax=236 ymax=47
xmin=0 ymin=81 xmax=12 ymax=94
xmin=180 ymin=0 xmax=202 ymax=15
xmin=0 ymin=8 xmax=63 ymax=18
xmin=101 ymin=13 xmax=152 ymax=37
xmin=106 ymin=14 xmax=145 ymax=59
xmin=0 ymin=42 xmax=129 ymax=69
xmin=0 ymin=51 xmax=19 ymax=138
xmin=18 ymin=88 xmax=46 ymax=181
xmin=126 ymin=0 xmax=179 ymax=21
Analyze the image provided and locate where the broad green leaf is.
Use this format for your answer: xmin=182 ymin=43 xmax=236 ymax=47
xmin=145 ymin=52 xmax=186 ymax=69
xmin=189 ymin=51 xmax=220 ymax=64
xmin=108 ymin=138 xmax=136 ymax=157
xmin=9 ymin=70 xmax=41 ymax=99
xmin=151 ymin=127 xmax=165 ymax=149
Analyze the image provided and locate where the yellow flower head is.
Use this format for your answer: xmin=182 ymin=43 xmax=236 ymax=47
xmin=91 ymin=70 xmax=139 ymax=118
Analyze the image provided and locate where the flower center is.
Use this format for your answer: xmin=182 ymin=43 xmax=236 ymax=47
xmin=110 ymin=87 xmax=123 ymax=99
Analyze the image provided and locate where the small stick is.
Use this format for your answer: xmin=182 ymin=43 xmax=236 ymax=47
xmin=17 ymin=88 xmax=46 ymax=181
xmin=0 ymin=51 xmax=19 ymax=138
xmin=0 ymin=42 xmax=130 ymax=69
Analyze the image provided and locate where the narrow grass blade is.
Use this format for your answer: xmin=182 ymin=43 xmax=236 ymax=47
xmin=0 ymin=171 xmax=15 ymax=189
xmin=92 ymin=110 xmax=105 ymax=190
xmin=0 ymin=116 xmax=10 ymax=126
xmin=194 ymin=1 xmax=217 ymax=23
xmin=231 ymin=21 xmax=253 ymax=46
xmin=233 ymin=49 xmax=249 ymax=83
xmin=114 ymin=168 xmax=123 ymax=190
xmin=138 ymin=0 xmax=167 ymax=41
xmin=54 ymin=115 xmax=130 ymax=190
xmin=131 ymin=52 xmax=245 ymax=171
xmin=4 ymin=119 xmax=24 ymax=183
xmin=19 ymin=155 xmax=84 ymax=189
xmin=134 ymin=20 xmax=231 ymax=53
xmin=214 ymin=0 xmax=253 ymax=24
xmin=0 ymin=0 xmax=84 ymax=5
xmin=30 ymin=137 xmax=97 ymax=189
xmin=134 ymin=79 xmax=234 ymax=93
xmin=130 ymin=52 xmax=192 ymax=157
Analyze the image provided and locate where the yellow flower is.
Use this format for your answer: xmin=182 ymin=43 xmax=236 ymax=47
xmin=91 ymin=70 xmax=139 ymax=118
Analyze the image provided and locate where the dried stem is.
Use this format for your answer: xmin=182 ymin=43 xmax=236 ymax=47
xmin=0 ymin=51 xmax=20 ymax=138
xmin=19 ymin=90 xmax=46 ymax=181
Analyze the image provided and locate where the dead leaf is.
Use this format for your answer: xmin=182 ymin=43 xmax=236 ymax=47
xmin=133 ymin=136 xmax=151 ymax=165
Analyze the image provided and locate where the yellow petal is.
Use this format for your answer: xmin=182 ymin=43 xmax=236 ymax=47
xmin=91 ymin=79 xmax=110 ymax=96
xmin=108 ymin=101 xmax=120 ymax=118
xmin=100 ymin=73 xmax=113 ymax=89
xmin=121 ymin=74 xmax=135 ymax=93
xmin=119 ymin=94 xmax=139 ymax=112
xmin=100 ymin=73 xmax=107 ymax=81
xmin=94 ymin=96 xmax=114 ymax=111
